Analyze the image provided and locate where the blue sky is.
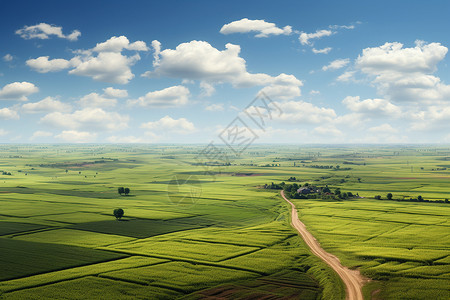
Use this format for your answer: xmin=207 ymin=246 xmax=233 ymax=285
xmin=1 ymin=0 xmax=450 ymax=144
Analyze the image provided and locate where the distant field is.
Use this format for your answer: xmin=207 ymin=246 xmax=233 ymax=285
xmin=0 ymin=144 xmax=449 ymax=299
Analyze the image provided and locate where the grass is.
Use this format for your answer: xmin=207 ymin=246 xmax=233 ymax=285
xmin=0 ymin=238 xmax=127 ymax=281
xmin=2 ymin=276 xmax=180 ymax=300
xmin=68 ymin=218 xmax=205 ymax=238
xmin=104 ymin=239 xmax=260 ymax=262
xmin=13 ymin=228 xmax=136 ymax=248
xmin=0 ymin=256 xmax=167 ymax=294
xmin=0 ymin=222 xmax=46 ymax=235
xmin=101 ymin=261 xmax=258 ymax=293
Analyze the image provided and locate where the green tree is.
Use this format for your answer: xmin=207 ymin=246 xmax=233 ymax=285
xmin=118 ymin=187 xmax=125 ymax=195
xmin=113 ymin=208 xmax=124 ymax=220
xmin=387 ymin=193 xmax=393 ymax=200
xmin=375 ymin=195 xmax=381 ymax=200
xmin=418 ymin=195 xmax=424 ymax=201
xmin=124 ymin=187 xmax=130 ymax=195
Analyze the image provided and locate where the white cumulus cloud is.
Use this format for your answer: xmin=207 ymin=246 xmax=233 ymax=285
xmin=261 ymin=101 xmax=336 ymax=124
xmin=128 ymin=85 xmax=190 ymax=108
xmin=78 ymin=93 xmax=117 ymax=108
xmin=55 ymin=130 xmax=97 ymax=143
xmin=3 ymin=54 xmax=13 ymax=62
xmin=141 ymin=115 xmax=195 ymax=134
xmin=205 ymin=103 xmax=224 ymax=111
xmin=69 ymin=52 xmax=140 ymax=84
xmin=146 ymin=40 xmax=303 ymax=92
xmin=322 ymin=58 xmax=350 ymax=71
xmin=299 ymin=29 xmax=334 ymax=45
xmin=312 ymin=47 xmax=332 ymax=54
xmin=26 ymin=56 xmax=80 ymax=73
xmin=356 ymin=40 xmax=450 ymax=103
xmin=16 ymin=23 xmax=80 ymax=41
xmin=0 ymin=82 xmax=38 ymax=101
xmin=93 ymin=36 xmax=149 ymax=52
xmin=22 ymin=97 xmax=72 ymax=113
xmin=40 ymin=108 xmax=128 ymax=131
xmin=220 ymin=18 xmax=292 ymax=38
xmin=0 ymin=108 xmax=19 ymax=119
xmin=342 ymin=96 xmax=401 ymax=116
xmin=103 ymin=87 xmax=128 ymax=98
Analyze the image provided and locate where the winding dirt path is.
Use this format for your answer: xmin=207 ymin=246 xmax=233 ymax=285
xmin=281 ymin=190 xmax=365 ymax=300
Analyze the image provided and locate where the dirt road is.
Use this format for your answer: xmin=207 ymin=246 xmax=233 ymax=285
xmin=281 ymin=190 xmax=365 ymax=300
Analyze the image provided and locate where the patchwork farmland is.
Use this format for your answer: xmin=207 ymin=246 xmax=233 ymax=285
xmin=0 ymin=144 xmax=449 ymax=299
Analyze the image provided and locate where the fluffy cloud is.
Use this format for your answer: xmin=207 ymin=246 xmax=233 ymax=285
xmin=69 ymin=52 xmax=140 ymax=84
xmin=147 ymin=40 xmax=303 ymax=92
xmin=205 ymin=103 xmax=224 ymax=111
xmin=0 ymin=82 xmax=38 ymax=101
xmin=141 ymin=115 xmax=195 ymax=134
xmin=336 ymin=71 xmax=356 ymax=82
xmin=312 ymin=47 xmax=332 ymax=54
xmin=0 ymin=129 xmax=8 ymax=136
xmin=266 ymin=101 xmax=337 ymax=123
xmin=0 ymin=108 xmax=19 ymax=119
xmin=220 ymin=18 xmax=292 ymax=38
xmin=27 ymin=36 xmax=148 ymax=84
xmin=200 ymin=81 xmax=215 ymax=97
xmin=409 ymin=104 xmax=450 ymax=131
xmin=258 ymin=74 xmax=303 ymax=100
xmin=40 ymin=108 xmax=128 ymax=131
xmin=78 ymin=93 xmax=117 ymax=108
xmin=92 ymin=36 xmax=148 ymax=52
xmin=16 ymin=23 xmax=80 ymax=41
xmin=259 ymin=84 xmax=301 ymax=100
xmin=356 ymin=41 xmax=450 ymax=103
xmin=128 ymin=85 xmax=189 ymax=108
xmin=149 ymin=41 xmax=246 ymax=83
xmin=322 ymin=58 xmax=350 ymax=71
xmin=55 ymin=130 xmax=97 ymax=142
xmin=3 ymin=54 xmax=13 ymax=62
xmin=342 ymin=96 xmax=401 ymax=116
xmin=357 ymin=41 xmax=447 ymax=74
xmin=22 ymin=97 xmax=72 ymax=113
xmin=103 ymin=87 xmax=128 ymax=98
xmin=26 ymin=56 xmax=80 ymax=73
xmin=152 ymin=40 xmax=161 ymax=64
xmin=299 ymin=29 xmax=334 ymax=45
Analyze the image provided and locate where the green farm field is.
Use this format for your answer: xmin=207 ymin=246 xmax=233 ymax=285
xmin=0 ymin=144 xmax=449 ymax=299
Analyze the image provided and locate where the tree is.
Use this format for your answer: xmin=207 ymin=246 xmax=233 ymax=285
xmin=113 ymin=208 xmax=124 ymax=220
xmin=124 ymin=187 xmax=130 ymax=195
xmin=375 ymin=195 xmax=381 ymax=200
xmin=387 ymin=193 xmax=393 ymax=200
xmin=418 ymin=195 xmax=423 ymax=201
xmin=118 ymin=187 xmax=125 ymax=195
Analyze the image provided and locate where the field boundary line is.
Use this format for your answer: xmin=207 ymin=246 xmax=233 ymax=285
xmin=95 ymin=248 xmax=267 ymax=275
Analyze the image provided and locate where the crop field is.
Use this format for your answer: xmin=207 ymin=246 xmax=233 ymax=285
xmin=0 ymin=144 xmax=449 ymax=299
